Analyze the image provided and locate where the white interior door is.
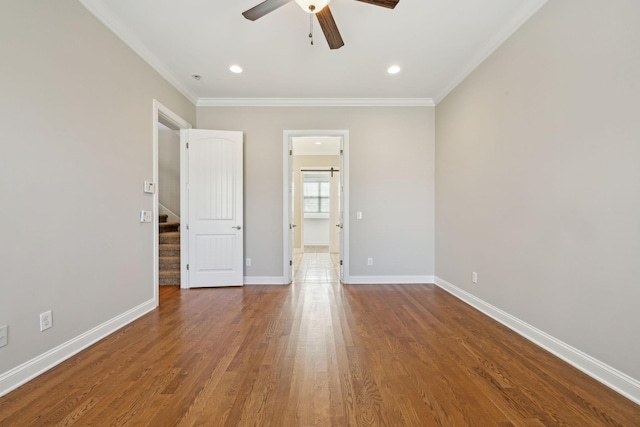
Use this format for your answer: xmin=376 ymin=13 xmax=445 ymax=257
xmin=183 ymin=129 xmax=243 ymax=287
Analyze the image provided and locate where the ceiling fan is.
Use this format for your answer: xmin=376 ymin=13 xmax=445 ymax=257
xmin=242 ymin=0 xmax=399 ymax=50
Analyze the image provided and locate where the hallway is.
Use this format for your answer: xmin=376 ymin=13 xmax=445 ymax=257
xmin=293 ymin=246 xmax=339 ymax=285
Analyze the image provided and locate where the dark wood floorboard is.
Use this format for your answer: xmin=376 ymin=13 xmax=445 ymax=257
xmin=1 ymin=253 xmax=638 ymax=426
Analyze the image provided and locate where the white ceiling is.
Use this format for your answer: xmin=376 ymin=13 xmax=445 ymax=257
xmin=79 ymin=0 xmax=548 ymax=105
xmin=293 ymin=136 xmax=342 ymax=156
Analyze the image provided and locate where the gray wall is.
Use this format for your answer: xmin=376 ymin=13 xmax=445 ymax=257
xmin=0 ymin=0 xmax=195 ymax=375
xmin=197 ymin=107 xmax=435 ymax=279
xmin=435 ymin=0 xmax=640 ymax=380
xmin=158 ymin=123 xmax=181 ymax=217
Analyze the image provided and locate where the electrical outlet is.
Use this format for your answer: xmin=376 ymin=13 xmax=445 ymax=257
xmin=246 ymin=258 xmax=251 ymax=267
xmin=472 ymin=272 xmax=478 ymax=284
xmin=40 ymin=311 xmax=52 ymax=331
xmin=367 ymin=257 xmax=373 ymax=266
xmin=0 ymin=325 xmax=7 ymax=347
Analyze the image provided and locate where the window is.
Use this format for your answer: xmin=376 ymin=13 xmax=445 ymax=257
xmin=303 ymin=173 xmax=330 ymax=214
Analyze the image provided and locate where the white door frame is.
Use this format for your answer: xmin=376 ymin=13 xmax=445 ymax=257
xmin=282 ymin=130 xmax=350 ymax=284
xmin=152 ymin=100 xmax=192 ymax=305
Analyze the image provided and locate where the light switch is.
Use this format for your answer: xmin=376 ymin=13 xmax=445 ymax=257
xmin=143 ymin=181 xmax=156 ymax=194
xmin=140 ymin=210 xmax=153 ymax=223
xmin=356 ymin=211 xmax=363 ymax=220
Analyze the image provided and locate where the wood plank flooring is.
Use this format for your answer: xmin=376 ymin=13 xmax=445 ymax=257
xmin=1 ymin=252 xmax=638 ymax=426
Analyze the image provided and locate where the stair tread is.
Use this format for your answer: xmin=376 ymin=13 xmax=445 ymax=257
xmin=159 ymin=258 xmax=180 ymax=269
xmin=159 ymin=222 xmax=180 ymax=233
xmin=159 ymin=234 xmax=180 ymax=244
xmin=159 ymin=222 xmax=180 ymax=229
xmin=160 ymin=231 xmax=180 ymax=237
xmin=159 ymin=269 xmax=180 ymax=286
xmin=160 ymin=251 xmax=180 ymax=256
xmin=159 ymin=243 xmax=180 ymax=248
xmin=159 ymin=270 xmax=180 ymax=277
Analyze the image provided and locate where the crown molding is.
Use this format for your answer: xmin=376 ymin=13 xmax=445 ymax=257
xmin=80 ymin=0 xmax=547 ymax=109
xmin=78 ymin=0 xmax=199 ymax=105
xmin=197 ymin=98 xmax=435 ymax=108
xmin=434 ymin=0 xmax=550 ymax=105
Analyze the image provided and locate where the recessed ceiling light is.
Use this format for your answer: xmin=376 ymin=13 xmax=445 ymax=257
xmin=387 ymin=65 xmax=401 ymax=75
xmin=229 ymin=65 xmax=243 ymax=74
xmin=192 ymin=74 xmax=202 ymax=80
xmin=315 ymin=141 xmax=322 ymax=145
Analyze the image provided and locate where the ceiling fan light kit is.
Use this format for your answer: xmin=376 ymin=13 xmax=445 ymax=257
xmin=294 ymin=0 xmax=330 ymax=13
xmin=242 ymin=0 xmax=399 ymax=50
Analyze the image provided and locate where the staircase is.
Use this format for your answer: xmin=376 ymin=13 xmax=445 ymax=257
xmin=159 ymin=214 xmax=181 ymax=286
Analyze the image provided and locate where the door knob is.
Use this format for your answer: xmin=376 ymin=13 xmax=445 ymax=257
xmin=292 ymin=224 xmax=297 ymax=228
xmin=232 ymin=225 xmax=242 ymax=230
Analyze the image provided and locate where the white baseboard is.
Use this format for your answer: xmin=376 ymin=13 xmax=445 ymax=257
xmin=434 ymin=276 xmax=640 ymax=405
xmin=0 ymin=299 xmax=156 ymax=398
xmin=304 ymin=241 xmax=329 ymax=246
xmin=243 ymin=276 xmax=289 ymax=285
xmin=346 ymin=275 xmax=435 ymax=285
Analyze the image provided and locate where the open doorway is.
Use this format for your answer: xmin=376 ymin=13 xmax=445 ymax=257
xmin=152 ymin=100 xmax=191 ymax=306
xmin=283 ymin=130 xmax=350 ymax=285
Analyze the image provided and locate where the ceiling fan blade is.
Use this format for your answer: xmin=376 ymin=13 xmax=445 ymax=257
xmin=316 ymin=6 xmax=344 ymax=50
xmin=354 ymin=0 xmax=399 ymax=9
xmin=242 ymin=0 xmax=293 ymax=21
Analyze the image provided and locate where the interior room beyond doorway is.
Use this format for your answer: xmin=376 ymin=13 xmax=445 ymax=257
xmin=292 ymin=136 xmax=341 ymax=280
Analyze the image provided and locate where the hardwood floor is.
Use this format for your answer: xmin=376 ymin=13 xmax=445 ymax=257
xmin=1 ymin=254 xmax=638 ymax=426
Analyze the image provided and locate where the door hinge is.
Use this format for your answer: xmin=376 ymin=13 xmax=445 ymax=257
xmin=340 ymin=260 xmax=343 ymax=266
xmin=186 ymin=224 xmax=189 ymax=230
xmin=186 ymin=264 xmax=189 ymax=270
xmin=289 ymin=149 xmax=293 ymax=155
xmin=290 ymin=260 xmax=293 ymax=266
xmin=340 ymin=149 xmax=343 ymax=155
xmin=186 ymin=142 xmax=189 ymax=149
